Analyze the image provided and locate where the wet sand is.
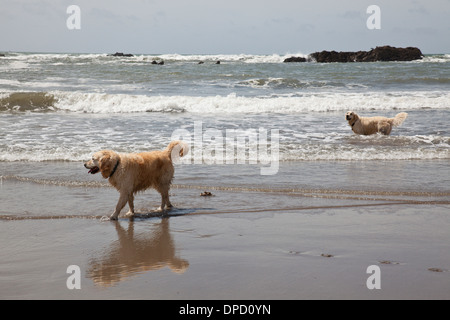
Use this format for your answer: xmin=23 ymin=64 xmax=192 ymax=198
xmin=1 ymin=161 xmax=449 ymax=299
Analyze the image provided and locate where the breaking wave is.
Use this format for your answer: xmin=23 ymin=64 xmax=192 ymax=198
xmin=0 ymin=52 xmax=309 ymax=65
xmin=0 ymin=92 xmax=58 ymax=112
xmin=0 ymin=91 xmax=449 ymax=114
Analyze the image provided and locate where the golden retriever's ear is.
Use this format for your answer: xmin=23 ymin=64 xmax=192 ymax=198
xmin=99 ymin=151 xmax=113 ymax=179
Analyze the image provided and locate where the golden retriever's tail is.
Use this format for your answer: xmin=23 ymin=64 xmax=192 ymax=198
xmin=166 ymin=140 xmax=189 ymax=161
xmin=392 ymin=112 xmax=408 ymax=127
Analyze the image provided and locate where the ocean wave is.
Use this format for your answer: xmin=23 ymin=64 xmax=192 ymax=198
xmin=1 ymin=146 xmax=448 ymax=163
xmin=153 ymin=53 xmax=310 ymax=64
xmin=238 ymin=77 xmax=370 ymax=90
xmin=281 ymin=133 xmax=450 ymax=161
xmin=0 ymin=92 xmax=58 ymax=112
xmin=420 ymin=54 xmax=450 ymax=63
xmin=239 ymin=78 xmax=331 ymax=89
xmin=1 ymin=52 xmax=309 ymax=65
xmin=1 ymin=134 xmax=448 ymax=163
xmin=0 ymin=91 xmax=448 ymax=114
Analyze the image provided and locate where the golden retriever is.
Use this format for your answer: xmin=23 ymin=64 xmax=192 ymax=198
xmin=84 ymin=141 xmax=189 ymax=220
xmin=346 ymin=111 xmax=408 ymax=135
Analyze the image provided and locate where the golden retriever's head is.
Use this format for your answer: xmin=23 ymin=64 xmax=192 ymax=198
xmin=346 ymin=111 xmax=359 ymax=123
xmin=84 ymin=150 xmax=120 ymax=179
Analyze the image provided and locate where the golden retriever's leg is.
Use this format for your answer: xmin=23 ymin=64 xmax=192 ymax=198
xmin=158 ymin=193 xmax=167 ymax=211
xmin=110 ymin=192 xmax=128 ymax=220
xmin=157 ymin=187 xmax=172 ymax=211
xmin=165 ymin=192 xmax=173 ymax=209
xmin=378 ymin=121 xmax=392 ymax=135
xmin=125 ymin=194 xmax=135 ymax=218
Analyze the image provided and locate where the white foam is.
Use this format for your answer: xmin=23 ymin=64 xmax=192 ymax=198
xmin=282 ymin=143 xmax=450 ymax=161
xmin=0 ymin=79 xmax=21 ymax=86
xmin=51 ymin=91 xmax=450 ymax=114
xmin=420 ymin=54 xmax=450 ymax=63
xmin=142 ymin=53 xmax=309 ymax=64
xmin=1 ymin=138 xmax=448 ymax=162
xmin=3 ymin=52 xmax=311 ymax=66
xmin=0 ymin=61 xmax=30 ymax=71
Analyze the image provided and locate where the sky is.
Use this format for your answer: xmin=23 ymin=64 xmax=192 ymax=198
xmin=1 ymin=0 xmax=449 ymax=54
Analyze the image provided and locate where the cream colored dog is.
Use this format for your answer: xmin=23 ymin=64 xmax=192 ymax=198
xmin=346 ymin=111 xmax=408 ymax=135
xmin=84 ymin=141 xmax=188 ymax=220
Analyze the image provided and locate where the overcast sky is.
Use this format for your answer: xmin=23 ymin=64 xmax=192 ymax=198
xmin=1 ymin=0 xmax=449 ymax=54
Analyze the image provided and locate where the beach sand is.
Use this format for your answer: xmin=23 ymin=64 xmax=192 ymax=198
xmin=1 ymin=161 xmax=449 ymax=300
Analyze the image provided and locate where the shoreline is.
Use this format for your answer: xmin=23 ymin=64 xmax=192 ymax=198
xmin=1 ymin=181 xmax=448 ymax=221
xmin=1 ymin=160 xmax=449 ymax=299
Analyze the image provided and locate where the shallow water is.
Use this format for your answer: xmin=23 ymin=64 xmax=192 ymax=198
xmin=1 ymin=160 xmax=448 ymax=220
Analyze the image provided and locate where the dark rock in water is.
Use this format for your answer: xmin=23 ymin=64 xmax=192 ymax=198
xmin=365 ymin=46 xmax=423 ymax=62
xmin=283 ymin=56 xmax=308 ymax=63
xmin=198 ymin=61 xmax=204 ymax=64
xmin=151 ymin=60 xmax=164 ymax=65
xmin=0 ymin=54 xmax=5 ymax=57
xmin=108 ymin=52 xmax=134 ymax=57
xmin=311 ymin=46 xmax=423 ymax=63
xmin=311 ymin=50 xmax=352 ymax=63
xmin=216 ymin=61 xmax=220 ymax=64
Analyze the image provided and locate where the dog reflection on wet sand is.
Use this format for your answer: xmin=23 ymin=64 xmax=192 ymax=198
xmin=87 ymin=219 xmax=188 ymax=287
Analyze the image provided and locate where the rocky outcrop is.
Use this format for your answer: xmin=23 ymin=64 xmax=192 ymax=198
xmin=108 ymin=52 xmax=134 ymax=57
xmin=366 ymin=46 xmax=423 ymax=61
xmin=283 ymin=56 xmax=308 ymax=63
xmin=310 ymin=46 xmax=423 ymax=63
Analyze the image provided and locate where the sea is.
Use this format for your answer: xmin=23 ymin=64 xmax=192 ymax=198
xmin=0 ymin=52 xmax=449 ymax=219
xmin=1 ymin=52 xmax=450 ymax=300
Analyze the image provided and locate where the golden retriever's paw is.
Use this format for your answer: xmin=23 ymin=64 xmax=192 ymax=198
xmin=100 ymin=215 xmax=112 ymax=222
xmin=125 ymin=211 xmax=135 ymax=218
xmin=109 ymin=214 xmax=119 ymax=221
xmin=156 ymin=206 xmax=172 ymax=213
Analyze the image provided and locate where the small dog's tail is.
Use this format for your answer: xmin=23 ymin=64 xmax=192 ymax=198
xmin=392 ymin=112 xmax=408 ymax=127
xmin=166 ymin=140 xmax=189 ymax=162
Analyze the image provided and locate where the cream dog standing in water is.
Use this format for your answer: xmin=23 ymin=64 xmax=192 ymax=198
xmin=346 ymin=111 xmax=408 ymax=135
xmin=84 ymin=141 xmax=189 ymax=220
